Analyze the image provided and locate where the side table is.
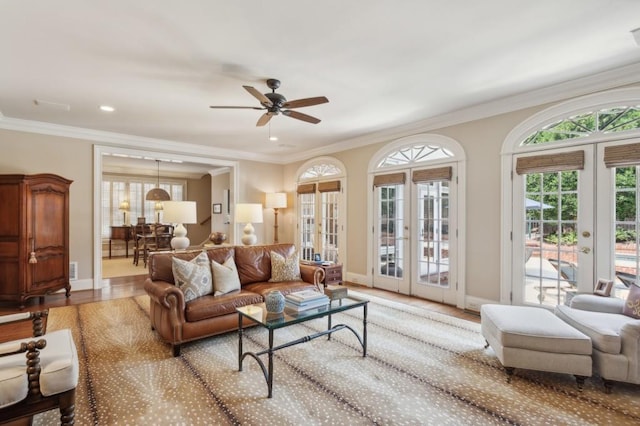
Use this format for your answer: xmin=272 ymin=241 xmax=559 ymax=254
xmin=320 ymin=263 xmax=342 ymax=286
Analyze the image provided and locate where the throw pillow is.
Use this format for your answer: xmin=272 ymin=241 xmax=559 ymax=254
xmin=269 ymin=250 xmax=301 ymax=282
xmin=212 ymin=257 xmax=241 ymax=296
xmin=623 ymin=284 xmax=640 ymax=319
xmin=172 ymin=252 xmax=213 ymax=302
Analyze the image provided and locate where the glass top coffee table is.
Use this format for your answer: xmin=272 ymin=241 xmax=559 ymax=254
xmin=237 ymin=295 xmax=368 ymax=398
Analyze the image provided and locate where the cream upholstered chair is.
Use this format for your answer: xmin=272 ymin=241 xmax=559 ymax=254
xmin=555 ymin=293 xmax=640 ymax=392
xmin=0 ymin=310 xmax=79 ymax=425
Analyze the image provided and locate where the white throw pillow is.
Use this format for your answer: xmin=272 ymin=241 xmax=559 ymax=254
xmin=212 ymin=257 xmax=241 ymax=296
xmin=269 ymin=250 xmax=301 ymax=282
xmin=172 ymin=252 xmax=213 ymax=302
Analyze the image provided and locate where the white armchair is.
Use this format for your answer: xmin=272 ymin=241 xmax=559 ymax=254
xmin=0 ymin=310 xmax=79 ymax=425
xmin=555 ymin=294 xmax=640 ymax=392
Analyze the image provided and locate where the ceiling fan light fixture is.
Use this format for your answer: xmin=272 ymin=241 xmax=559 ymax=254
xmin=145 ymin=160 xmax=171 ymax=201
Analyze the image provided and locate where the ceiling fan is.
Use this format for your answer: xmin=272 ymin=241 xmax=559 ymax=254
xmin=210 ymin=78 xmax=329 ymax=127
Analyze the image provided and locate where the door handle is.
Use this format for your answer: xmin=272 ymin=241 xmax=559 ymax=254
xmin=580 ymin=247 xmax=591 ymax=254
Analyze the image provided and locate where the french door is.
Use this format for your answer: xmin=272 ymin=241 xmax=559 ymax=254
xmin=298 ymin=182 xmax=342 ymax=263
xmin=513 ymin=146 xmax=595 ymax=306
xmin=373 ymin=165 xmax=458 ymax=304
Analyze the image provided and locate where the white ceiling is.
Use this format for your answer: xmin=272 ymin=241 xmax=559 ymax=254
xmin=2 ymin=1 xmax=640 ymax=165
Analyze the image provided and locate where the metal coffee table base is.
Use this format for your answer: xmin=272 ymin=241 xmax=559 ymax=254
xmin=238 ymin=305 xmax=367 ymax=398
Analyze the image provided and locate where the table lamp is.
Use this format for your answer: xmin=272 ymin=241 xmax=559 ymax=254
xmin=235 ymin=203 xmax=263 ymax=245
xmin=119 ymin=200 xmax=130 ymax=225
xmin=162 ymin=201 xmax=197 ymax=250
xmin=154 ymin=202 xmax=163 ymax=223
xmin=265 ymin=193 xmax=287 ymax=244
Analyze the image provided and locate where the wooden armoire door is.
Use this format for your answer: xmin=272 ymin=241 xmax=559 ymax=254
xmin=0 ymin=174 xmax=72 ymax=308
xmin=27 ymin=176 xmax=71 ymax=298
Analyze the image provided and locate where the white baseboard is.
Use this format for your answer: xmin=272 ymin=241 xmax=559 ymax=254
xmin=465 ymin=295 xmax=498 ymax=313
xmin=70 ymin=278 xmax=95 ymax=292
xmin=345 ymin=272 xmax=370 ymax=287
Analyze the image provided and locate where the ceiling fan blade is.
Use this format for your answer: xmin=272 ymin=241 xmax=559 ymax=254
xmin=283 ymin=96 xmax=329 ymax=109
xmin=209 ymin=105 xmax=264 ymax=110
xmin=256 ymin=112 xmax=274 ymax=127
xmin=243 ymin=85 xmax=272 ymax=107
xmin=282 ymin=109 xmax=321 ymax=124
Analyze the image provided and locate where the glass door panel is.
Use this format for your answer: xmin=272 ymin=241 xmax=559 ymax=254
xmin=299 ymin=193 xmax=316 ymax=261
xmin=516 ymin=145 xmax=594 ymax=307
xmin=411 ymin=175 xmax=457 ymax=304
xmin=374 ymin=182 xmax=409 ymax=292
xmin=321 ymin=191 xmax=340 ymax=263
xmin=613 ymin=166 xmax=639 ymax=299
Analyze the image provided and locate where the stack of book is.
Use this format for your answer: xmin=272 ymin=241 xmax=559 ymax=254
xmin=285 ymin=290 xmax=330 ymax=312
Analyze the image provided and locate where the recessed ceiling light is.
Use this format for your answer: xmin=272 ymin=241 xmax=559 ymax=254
xmin=269 ymin=136 xmax=278 ymax=141
xmin=99 ymin=105 xmax=115 ymax=112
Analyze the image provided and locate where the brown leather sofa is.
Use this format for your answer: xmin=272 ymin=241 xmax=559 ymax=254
xmin=144 ymin=243 xmax=325 ymax=356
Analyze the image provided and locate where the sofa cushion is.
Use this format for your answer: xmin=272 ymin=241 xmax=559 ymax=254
xmin=623 ymin=284 xmax=640 ymax=319
xmin=172 ymin=252 xmax=213 ymax=302
xmin=269 ymin=250 xmax=301 ymax=282
xmin=212 ymin=257 xmax=241 ymax=296
xmin=235 ymin=244 xmax=296 ymax=285
xmin=185 ymin=290 xmax=263 ymax=322
xmin=555 ymin=304 xmax=635 ymax=354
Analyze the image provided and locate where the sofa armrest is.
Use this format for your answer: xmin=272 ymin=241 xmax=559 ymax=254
xmin=300 ymin=264 xmax=325 ymax=290
xmin=144 ymin=278 xmax=187 ymax=323
xmin=620 ymin=319 xmax=640 ymax=381
xmin=570 ymin=294 xmax=625 ymax=314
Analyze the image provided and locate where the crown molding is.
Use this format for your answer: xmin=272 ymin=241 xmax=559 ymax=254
xmin=0 ymin=116 xmax=285 ymax=164
xmin=285 ymin=62 xmax=640 ymax=163
xmin=3 ymin=62 xmax=640 ymax=165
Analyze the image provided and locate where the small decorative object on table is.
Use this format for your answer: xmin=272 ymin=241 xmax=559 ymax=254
xmin=209 ymin=232 xmax=227 ymax=245
xmin=265 ymin=290 xmax=286 ymax=313
xmin=325 ymin=284 xmax=348 ymax=300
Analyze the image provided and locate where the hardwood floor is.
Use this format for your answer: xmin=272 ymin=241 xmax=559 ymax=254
xmin=0 ymin=274 xmax=480 ymax=324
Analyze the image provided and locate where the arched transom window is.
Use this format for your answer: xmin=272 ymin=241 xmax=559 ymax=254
xmin=377 ymin=144 xmax=454 ymax=168
xmin=300 ymin=163 xmax=342 ymax=180
xmin=523 ymin=105 xmax=640 ymax=145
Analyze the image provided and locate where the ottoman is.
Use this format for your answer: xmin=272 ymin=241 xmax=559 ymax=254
xmin=481 ymin=304 xmax=592 ymax=389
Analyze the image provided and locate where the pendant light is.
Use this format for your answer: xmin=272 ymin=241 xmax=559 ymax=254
xmin=145 ymin=160 xmax=171 ymax=201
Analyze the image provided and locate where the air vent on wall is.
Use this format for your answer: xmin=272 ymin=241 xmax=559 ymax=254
xmin=69 ymin=261 xmax=78 ymax=281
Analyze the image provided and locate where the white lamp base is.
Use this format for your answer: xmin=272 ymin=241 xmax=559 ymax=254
xmin=241 ymin=222 xmax=257 ymax=246
xmin=171 ymin=223 xmax=190 ymax=250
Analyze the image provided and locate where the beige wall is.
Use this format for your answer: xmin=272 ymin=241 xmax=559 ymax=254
xmin=236 ymin=160 xmax=288 ymax=245
xmin=284 ymin=104 xmax=551 ymax=303
xmin=3 ymin=83 xmax=638 ymax=303
xmin=0 ymin=129 xmax=93 ymax=281
xmin=185 ymin=174 xmax=212 ymax=246
xmin=210 ymin=172 xmax=231 ymax=238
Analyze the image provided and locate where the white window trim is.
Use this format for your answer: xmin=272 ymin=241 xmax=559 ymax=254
xmin=367 ymin=133 xmax=467 ymax=309
xmin=501 ymin=87 xmax=640 ymax=305
xmin=294 ymin=156 xmax=347 ymax=270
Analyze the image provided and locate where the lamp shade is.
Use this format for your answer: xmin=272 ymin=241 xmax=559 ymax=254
xmin=265 ymin=192 xmax=287 ymax=209
xmin=146 ymin=187 xmax=171 ymax=201
xmin=162 ymin=201 xmax=197 ymax=224
xmin=235 ymin=203 xmax=263 ymax=224
xmin=119 ymin=200 xmax=130 ymax=211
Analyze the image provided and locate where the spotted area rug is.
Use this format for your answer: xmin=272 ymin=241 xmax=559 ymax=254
xmin=35 ymin=293 xmax=639 ymax=425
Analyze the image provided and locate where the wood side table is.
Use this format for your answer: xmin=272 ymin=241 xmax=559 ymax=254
xmin=320 ymin=263 xmax=343 ymax=286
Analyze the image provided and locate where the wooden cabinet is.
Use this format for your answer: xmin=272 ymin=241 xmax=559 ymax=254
xmin=320 ymin=263 xmax=343 ymax=286
xmin=0 ymin=174 xmax=72 ymax=308
xmin=109 ymin=225 xmax=134 ymax=258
